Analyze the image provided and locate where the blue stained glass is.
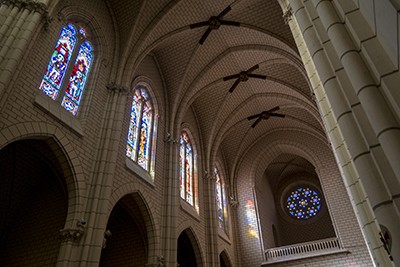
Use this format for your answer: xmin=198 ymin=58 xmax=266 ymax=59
xmin=215 ymin=171 xmax=223 ymax=225
xmin=286 ymin=187 xmax=321 ymax=220
xmin=186 ymin=142 xmax=193 ymax=205
xmin=180 ymin=131 xmax=194 ymax=205
xmin=62 ymin=41 xmax=93 ymax=115
xmin=39 ymin=24 xmax=77 ymax=100
xmin=137 ymin=101 xmax=152 ymax=170
xmin=79 ymin=26 xmax=87 ymax=38
xmin=179 ymin=136 xmax=186 ymax=199
xmin=126 ymin=86 xmax=153 ymax=171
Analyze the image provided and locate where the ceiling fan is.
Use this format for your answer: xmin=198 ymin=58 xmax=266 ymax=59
xmin=223 ymin=64 xmax=267 ymax=93
xmin=247 ymin=106 xmax=285 ymax=128
xmin=190 ymin=5 xmax=240 ymax=45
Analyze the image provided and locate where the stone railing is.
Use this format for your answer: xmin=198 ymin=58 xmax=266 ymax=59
xmin=264 ymin=237 xmax=346 ymax=264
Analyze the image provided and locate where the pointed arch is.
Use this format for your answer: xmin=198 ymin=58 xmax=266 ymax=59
xmin=219 ymin=250 xmax=232 ymax=267
xmin=177 ymin=228 xmax=204 ymax=267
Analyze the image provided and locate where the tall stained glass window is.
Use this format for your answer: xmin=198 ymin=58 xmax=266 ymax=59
xmin=180 ymin=131 xmax=194 ymax=205
xmin=215 ymin=167 xmax=228 ymax=230
xmin=286 ymin=187 xmax=321 ymax=220
xmin=39 ymin=24 xmax=93 ymax=116
xmin=126 ymin=85 xmax=154 ymax=171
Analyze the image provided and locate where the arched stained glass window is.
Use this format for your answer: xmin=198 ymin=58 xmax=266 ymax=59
xmin=215 ymin=167 xmax=228 ymax=230
xmin=286 ymin=187 xmax=321 ymax=220
xmin=61 ymin=41 xmax=93 ymax=115
xmin=180 ymin=131 xmax=194 ymax=205
xmin=38 ymin=23 xmax=93 ymax=116
xmin=126 ymin=85 xmax=154 ymax=171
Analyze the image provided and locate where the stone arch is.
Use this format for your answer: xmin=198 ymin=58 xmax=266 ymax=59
xmin=219 ymin=249 xmax=232 ymax=267
xmin=177 ymin=227 xmax=204 ymax=267
xmin=0 ymin=125 xmax=85 ymax=265
xmin=0 ymin=122 xmax=86 ymax=229
xmin=103 ymin=189 xmax=158 ymax=266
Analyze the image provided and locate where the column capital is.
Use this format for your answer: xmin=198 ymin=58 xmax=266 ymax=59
xmin=282 ymin=4 xmax=293 ymax=24
xmin=229 ymin=197 xmax=239 ymax=209
xmin=163 ymin=132 xmax=179 ymax=144
xmin=106 ymin=82 xmax=129 ymax=94
xmin=59 ymin=228 xmax=85 ymax=243
xmin=203 ymin=170 xmax=216 ymax=182
xmin=59 ymin=219 xmax=86 ymax=243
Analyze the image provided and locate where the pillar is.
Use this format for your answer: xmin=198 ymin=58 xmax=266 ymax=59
xmin=281 ymin=0 xmax=395 ymax=265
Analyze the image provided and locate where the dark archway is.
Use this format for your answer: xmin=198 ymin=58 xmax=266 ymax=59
xmin=177 ymin=230 xmax=197 ymax=267
xmin=0 ymin=139 xmax=68 ymax=266
xmin=219 ymin=250 xmax=232 ymax=267
xmin=100 ymin=194 xmax=148 ymax=266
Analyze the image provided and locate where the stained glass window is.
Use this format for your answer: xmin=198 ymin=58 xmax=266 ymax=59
xmin=180 ymin=131 xmax=194 ymax=205
xmin=61 ymin=41 xmax=93 ymax=115
xmin=39 ymin=23 xmax=94 ymax=116
xmin=215 ymin=167 xmax=228 ymax=230
xmin=126 ymin=85 xmax=154 ymax=171
xmin=286 ymin=187 xmax=321 ymax=219
xmin=39 ymin=24 xmax=77 ymax=100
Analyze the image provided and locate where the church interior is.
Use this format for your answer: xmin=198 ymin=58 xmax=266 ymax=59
xmin=0 ymin=0 xmax=399 ymax=266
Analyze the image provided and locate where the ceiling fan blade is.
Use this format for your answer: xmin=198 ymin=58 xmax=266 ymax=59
xmin=267 ymin=106 xmax=280 ymax=113
xmin=223 ymin=74 xmax=240 ymax=81
xmin=269 ymin=113 xmax=285 ymax=118
xmin=246 ymin=64 xmax=259 ymax=73
xmin=247 ymin=114 xmax=261 ymax=120
xmin=228 ymin=79 xmax=241 ymax=93
xmin=199 ymin=27 xmax=212 ymax=44
xmin=217 ymin=6 xmax=231 ymax=19
xmin=251 ymin=117 xmax=263 ymax=128
xmin=190 ymin=21 xmax=210 ymax=29
xmin=248 ymin=74 xmax=267 ymax=80
xmin=220 ymin=20 xmax=241 ymax=27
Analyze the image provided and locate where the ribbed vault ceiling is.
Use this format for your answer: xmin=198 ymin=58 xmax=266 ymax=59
xmin=107 ymin=0 xmax=325 ymax=183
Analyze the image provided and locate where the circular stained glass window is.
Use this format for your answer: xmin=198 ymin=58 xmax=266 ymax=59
xmin=286 ymin=187 xmax=321 ymax=219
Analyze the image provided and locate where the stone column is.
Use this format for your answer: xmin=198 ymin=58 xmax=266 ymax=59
xmin=310 ymin=0 xmax=399 ymax=264
xmin=204 ymin=171 xmax=219 ymax=266
xmin=312 ymin=0 xmax=400 ymax=182
xmin=74 ymin=83 xmax=128 ymax=266
xmin=0 ymin=0 xmax=50 ymax=98
xmin=160 ymin=133 xmax=179 ymax=267
xmin=282 ymin=0 xmax=395 ymax=266
xmin=229 ymin=197 xmax=240 ymax=267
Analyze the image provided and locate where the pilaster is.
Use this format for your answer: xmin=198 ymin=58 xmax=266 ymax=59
xmin=203 ymin=170 xmax=219 ymax=266
xmin=75 ymin=82 xmax=129 ymax=266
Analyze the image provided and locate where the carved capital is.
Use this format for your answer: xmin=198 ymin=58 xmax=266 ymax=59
xmin=203 ymin=171 xmax=216 ymax=182
xmin=106 ymin=82 xmax=129 ymax=94
xmin=59 ymin=228 xmax=84 ymax=243
xmin=282 ymin=5 xmax=293 ymax=24
xmin=102 ymin=229 xmax=112 ymax=248
xmin=229 ymin=197 xmax=239 ymax=209
xmin=2 ymin=0 xmax=24 ymax=8
xmin=163 ymin=132 xmax=179 ymax=144
xmin=0 ymin=0 xmax=15 ymax=7
xmin=145 ymin=256 xmax=164 ymax=267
